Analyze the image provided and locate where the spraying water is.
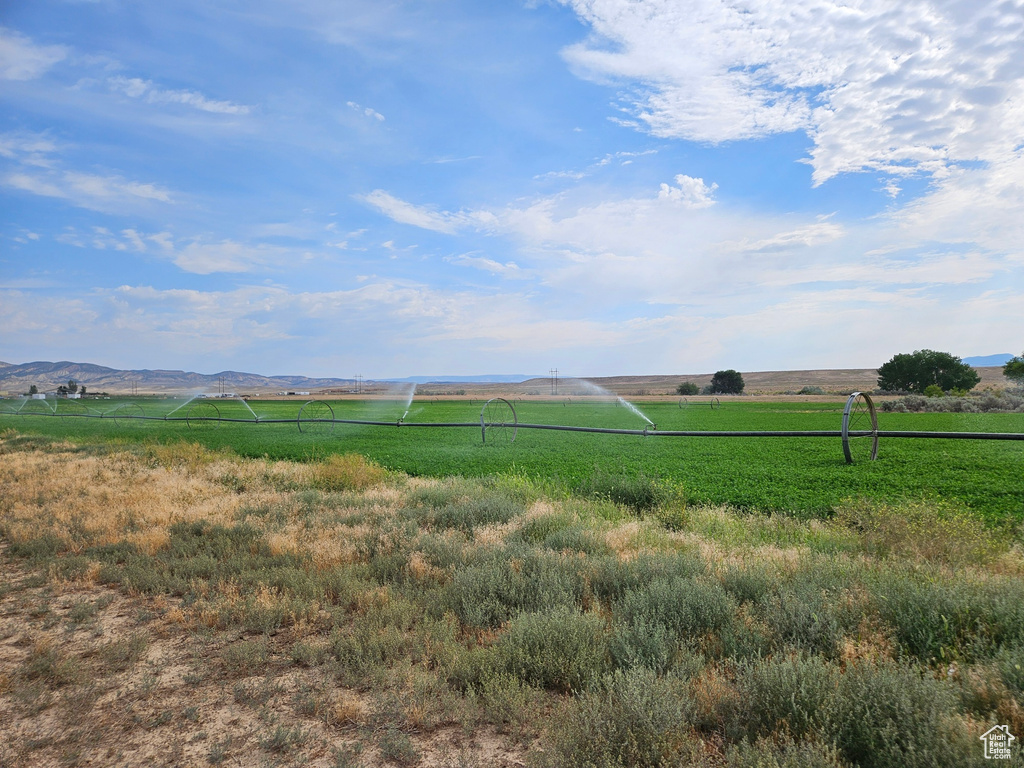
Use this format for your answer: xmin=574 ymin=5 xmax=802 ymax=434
xmin=567 ymin=379 xmax=654 ymax=426
xmin=399 ymin=382 xmax=416 ymax=420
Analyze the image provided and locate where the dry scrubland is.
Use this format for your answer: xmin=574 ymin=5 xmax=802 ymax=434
xmin=1 ymin=429 xmax=1023 ymax=767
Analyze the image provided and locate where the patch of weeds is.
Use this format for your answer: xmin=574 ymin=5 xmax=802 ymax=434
xmin=588 ymin=551 xmax=707 ymax=604
xmin=24 ymin=638 xmax=83 ymax=687
xmin=208 ymin=736 xmax=232 ymax=764
xmin=378 ymin=726 xmax=418 ymax=766
xmin=233 ymin=677 xmax=282 ymax=707
xmin=312 ymin=453 xmax=387 ymax=492
xmin=99 ymin=633 xmax=149 ymax=672
xmin=290 ymin=639 xmax=329 ymax=667
xmin=67 ymin=600 xmax=99 ymax=625
xmin=574 ymin=470 xmax=672 ymax=513
xmin=9 ymin=533 xmax=66 ymax=561
xmin=836 ymin=497 xmax=1003 ymax=566
xmin=331 ymin=743 xmax=364 ymax=767
xmin=222 ymin=637 xmax=271 ymax=675
xmin=260 ymin=724 xmax=309 ymax=754
xmin=475 ymin=670 xmax=542 ymax=734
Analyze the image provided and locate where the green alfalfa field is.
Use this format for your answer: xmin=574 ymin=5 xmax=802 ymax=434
xmin=1 ymin=396 xmax=1022 ymax=767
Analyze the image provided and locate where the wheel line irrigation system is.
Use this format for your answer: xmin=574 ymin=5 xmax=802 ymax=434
xmin=4 ymin=392 xmax=1023 ymax=465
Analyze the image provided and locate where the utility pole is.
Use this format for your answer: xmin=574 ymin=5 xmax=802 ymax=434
xmin=355 ymin=374 xmax=363 ymax=394
xmin=550 ymin=368 xmax=558 ymax=396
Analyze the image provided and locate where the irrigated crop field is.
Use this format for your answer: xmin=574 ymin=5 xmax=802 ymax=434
xmin=1 ymin=397 xmax=1022 ymax=767
xmin=3 ymin=396 xmax=1023 ymax=521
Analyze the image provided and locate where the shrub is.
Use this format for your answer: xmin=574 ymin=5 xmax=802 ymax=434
xmin=735 ymin=654 xmax=838 ymax=741
xmin=425 ymin=494 xmax=523 ymax=531
xmin=726 ymin=736 xmax=851 ymax=768
xmin=797 ymin=386 xmax=825 ymax=395
xmin=756 ymin=586 xmax=847 ymax=658
xmin=615 ymin=576 xmax=737 ymax=643
xmin=543 ymin=668 xmax=696 ymax=767
xmin=923 ymin=384 xmax=945 ymax=397
xmin=496 ymin=607 xmax=607 ymax=692
xmin=575 ymin=471 xmax=670 ymax=512
xmin=677 ymin=382 xmax=700 ymax=396
xmin=442 ymin=546 xmax=583 ymax=628
xmin=588 ymin=551 xmax=707 ymax=604
xmin=825 ymin=660 xmax=969 ymax=768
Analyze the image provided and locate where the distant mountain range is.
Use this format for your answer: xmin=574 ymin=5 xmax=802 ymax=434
xmin=0 ymin=357 xmax=1012 ymax=395
xmin=0 ymin=360 xmax=538 ymax=394
xmin=962 ymin=353 xmax=1014 ymax=366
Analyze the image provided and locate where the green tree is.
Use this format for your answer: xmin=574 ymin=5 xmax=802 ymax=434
xmin=67 ymin=379 xmax=78 ymax=394
xmin=28 ymin=384 xmax=38 ymax=395
xmin=676 ymin=381 xmax=699 ymax=396
xmin=876 ymin=350 xmax=980 ymax=393
xmin=1004 ymin=352 xmax=1024 ymax=387
xmin=709 ymin=369 xmax=744 ymax=394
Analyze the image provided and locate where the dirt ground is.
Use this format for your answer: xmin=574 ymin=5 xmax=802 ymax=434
xmin=0 ymin=544 xmax=528 ymax=768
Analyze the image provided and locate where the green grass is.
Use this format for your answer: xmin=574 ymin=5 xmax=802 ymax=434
xmin=3 ymin=397 xmax=1023 ymax=520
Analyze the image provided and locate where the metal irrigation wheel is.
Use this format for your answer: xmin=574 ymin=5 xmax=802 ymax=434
xmin=297 ymin=399 xmax=335 ymax=434
xmin=678 ymin=397 xmax=687 ymax=409
xmin=480 ymin=397 xmax=517 ymax=444
xmin=112 ymin=403 xmax=145 ymax=428
xmin=710 ymin=397 xmax=721 ymax=410
xmin=842 ymin=391 xmax=878 ymax=463
xmin=186 ymin=400 xmax=220 ymax=430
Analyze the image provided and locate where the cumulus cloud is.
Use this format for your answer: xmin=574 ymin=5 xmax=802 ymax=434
xmin=560 ymin=0 xmax=1024 ymax=184
xmin=107 ymin=75 xmax=251 ymax=114
xmin=657 ymin=174 xmax=717 ymax=207
xmin=0 ymin=27 xmax=67 ymax=80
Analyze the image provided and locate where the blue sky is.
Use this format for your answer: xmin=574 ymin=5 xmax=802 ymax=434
xmin=2 ymin=0 xmax=1023 ymax=378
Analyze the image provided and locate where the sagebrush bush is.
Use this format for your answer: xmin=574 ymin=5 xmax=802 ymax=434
xmin=825 ymin=660 xmax=970 ymax=768
xmin=442 ymin=545 xmax=584 ymax=628
xmin=543 ymin=668 xmax=696 ymax=767
xmin=588 ymin=551 xmax=707 ymax=603
xmin=726 ymin=736 xmax=851 ymax=768
xmin=614 ymin=575 xmax=737 ymax=644
xmin=734 ymin=653 xmax=838 ymax=741
xmin=496 ymin=607 xmax=607 ymax=692
xmin=756 ymin=586 xmax=848 ymax=658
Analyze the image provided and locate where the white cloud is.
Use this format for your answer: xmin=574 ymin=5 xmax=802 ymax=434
xmin=657 ymin=174 xmax=717 ymax=208
xmin=361 ymin=189 xmax=497 ymax=234
xmin=346 ymin=100 xmax=385 ymax=121
xmin=560 ymin=0 xmax=1024 ymax=184
xmin=446 ymin=254 xmax=528 ymax=279
xmin=0 ymin=28 xmax=67 ymax=80
xmin=4 ymin=169 xmax=173 ymax=210
xmin=108 ymin=75 xmax=251 ymax=115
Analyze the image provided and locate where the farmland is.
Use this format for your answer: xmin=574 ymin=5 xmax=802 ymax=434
xmin=2 ymin=396 xmax=1023 ymax=521
xmin=1 ymin=395 xmax=1023 ymax=767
